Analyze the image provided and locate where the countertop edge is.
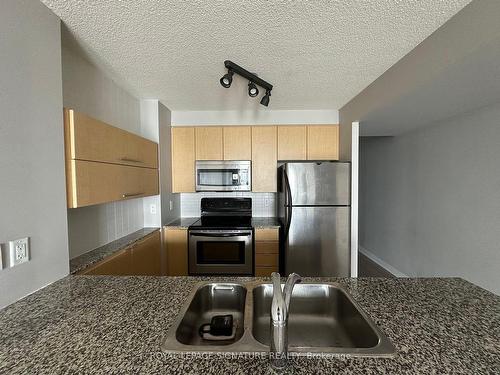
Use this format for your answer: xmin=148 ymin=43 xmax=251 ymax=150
xmin=69 ymin=227 xmax=160 ymax=274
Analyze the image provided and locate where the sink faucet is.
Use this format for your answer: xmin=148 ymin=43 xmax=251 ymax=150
xmin=270 ymin=272 xmax=301 ymax=369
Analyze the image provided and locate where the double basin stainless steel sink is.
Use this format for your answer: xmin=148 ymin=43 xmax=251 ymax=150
xmin=161 ymin=281 xmax=395 ymax=356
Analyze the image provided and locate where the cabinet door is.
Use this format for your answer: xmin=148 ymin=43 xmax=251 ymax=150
xmin=78 ymin=248 xmax=132 ymax=276
xmin=307 ymin=125 xmax=339 ymax=160
xmin=165 ymin=228 xmax=188 ymax=276
xmin=278 ymin=126 xmax=307 ymax=160
xmin=251 ymin=126 xmax=277 ymax=192
xmin=65 ymin=108 xmax=158 ymax=168
xmin=254 ymin=228 xmax=279 ymax=242
xmin=223 ymin=126 xmax=251 ymax=160
xmin=195 ymin=127 xmax=223 ymax=160
xmin=131 ymin=231 xmax=161 ymax=276
xmin=68 ymin=160 xmax=159 ymax=208
xmin=171 ymin=127 xmax=195 ymax=193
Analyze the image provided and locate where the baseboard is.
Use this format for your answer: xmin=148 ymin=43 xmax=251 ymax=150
xmin=359 ymin=246 xmax=408 ymax=278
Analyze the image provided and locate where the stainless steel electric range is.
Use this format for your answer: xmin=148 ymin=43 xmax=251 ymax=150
xmin=188 ymin=198 xmax=253 ymax=276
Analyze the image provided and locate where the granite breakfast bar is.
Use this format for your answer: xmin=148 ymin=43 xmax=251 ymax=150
xmin=0 ymin=276 xmax=498 ymax=374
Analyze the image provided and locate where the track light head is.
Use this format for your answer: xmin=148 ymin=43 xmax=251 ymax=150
xmin=220 ymin=70 xmax=233 ymax=88
xmin=260 ymin=90 xmax=271 ymax=107
xmin=248 ymin=82 xmax=259 ymax=97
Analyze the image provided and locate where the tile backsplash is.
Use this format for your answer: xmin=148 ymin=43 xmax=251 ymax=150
xmin=180 ymin=192 xmax=277 ymax=217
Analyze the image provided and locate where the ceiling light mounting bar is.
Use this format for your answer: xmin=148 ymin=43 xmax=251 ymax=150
xmin=224 ymin=60 xmax=273 ymax=91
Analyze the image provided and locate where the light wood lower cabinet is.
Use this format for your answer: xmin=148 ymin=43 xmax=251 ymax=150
xmin=78 ymin=231 xmax=161 ymax=276
xmin=67 ymin=160 xmax=159 ymax=208
xmin=131 ymin=231 xmax=161 ymax=276
xmin=79 ymin=248 xmax=132 ymax=276
xmin=165 ymin=227 xmax=188 ymax=276
xmin=254 ymin=228 xmax=280 ymax=276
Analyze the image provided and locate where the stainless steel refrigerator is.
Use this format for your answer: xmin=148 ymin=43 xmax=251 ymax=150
xmin=278 ymin=162 xmax=350 ymax=277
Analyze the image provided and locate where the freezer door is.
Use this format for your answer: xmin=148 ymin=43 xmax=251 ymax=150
xmin=285 ymin=162 xmax=350 ymax=206
xmin=284 ymin=206 xmax=350 ymax=277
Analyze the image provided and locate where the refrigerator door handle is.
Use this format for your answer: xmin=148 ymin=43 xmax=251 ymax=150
xmin=283 ymin=168 xmax=293 ymax=207
xmin=284 ymin=205 xmax=292 ymax=240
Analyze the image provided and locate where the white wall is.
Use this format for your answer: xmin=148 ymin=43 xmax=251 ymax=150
xmin=172 ymin=110 xmax=338 ymax=125
xmin=140 ymin=100 xmax=162 ymax=228
xmin=140 ymin=99 xmax=181 ymax=226
xmin=62 ymin=42 xmax=145 ymax=258
xmin=359 ymin=102 xmax=500 ymax=295
xmin=159 ymin=103 xmax=181 ymax=224
xmin=0 ymin=0 xmax=68 ymax=308
xmin=181 ymin=193 xmax=276 ymax=217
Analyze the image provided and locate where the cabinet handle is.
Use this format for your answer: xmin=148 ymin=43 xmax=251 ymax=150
xmin=122 ymin=192 xmax=144 ymax=198
xmin=120 ymin=157 xmax=144 ymax=163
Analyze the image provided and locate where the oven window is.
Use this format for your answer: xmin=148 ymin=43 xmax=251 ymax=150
xmin=196 ymin=241 xmax=245 ymax=264
xmin=197 ymin=169 xmax=237 ymax=187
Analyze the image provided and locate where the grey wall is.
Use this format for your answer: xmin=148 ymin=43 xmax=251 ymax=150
xmin=62 ymin=42 xmax=146 ymax=259
xmin=159 ymin=103 xmax=180 ymax=224
xmin=359 ymin=102 xmax=500 ymax=295
xmin=0 ymin=0 xmax=69 ymax=308
xmin=340 ymin=0 xmax=500 ymax=137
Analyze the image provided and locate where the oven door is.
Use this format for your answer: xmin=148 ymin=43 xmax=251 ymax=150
xmin=188 ymin=230 xmax=253 ymax=275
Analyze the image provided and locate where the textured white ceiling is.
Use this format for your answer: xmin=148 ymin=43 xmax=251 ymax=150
xmin=42 ymin=0 xmax=471 ymax=111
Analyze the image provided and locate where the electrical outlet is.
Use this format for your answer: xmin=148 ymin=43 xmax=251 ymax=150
xmin=150 ymin=204 xmax=157 ymax=215
xmin=169 ymin=200 xmax=173 ymax=211
xmin=264 ymin=198 xmax=270 ymax=207
xmin=8 ymin=237 xmax=30 ymax=267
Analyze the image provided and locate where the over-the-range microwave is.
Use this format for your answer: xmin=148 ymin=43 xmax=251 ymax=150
xmin=195 ymin=160 xmax=251 ymax=192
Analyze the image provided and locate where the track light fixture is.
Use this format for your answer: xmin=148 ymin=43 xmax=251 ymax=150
xmin=220 ymin=69 xmax=233 ymax=88
xmin=248 ymin=82 xmax=259 ymax=97
xmin=219 ymin=60 xmax=273 ymax=106
xmin=260 ymin=90 xmax=271 ymax=107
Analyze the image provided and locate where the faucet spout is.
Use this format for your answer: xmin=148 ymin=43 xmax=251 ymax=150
xmin=269 ymin=272 xmax=301 ymax=369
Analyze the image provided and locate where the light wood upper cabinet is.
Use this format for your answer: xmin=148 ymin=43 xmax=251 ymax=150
xmin=65 ymin=109 xmax=158 ymax=169
xmin=278 ymin=126 xmax=307 ymax=160
xmin=67 ymin=160 xmax=159 ymax=208
xmin=169 ymin=124 xmax=339 ymax=193
xmin=171 ymin=127 xmax=195 ymax=193
xmin=165 ymin=227 xmax=188 ymax=276
xmin=64 ymin=108 xmax=159 ymax=208
xmin=223 ymin=126 xmax=251 ymax=160
xmin=307 ymin=125 xmax=339 ymax=160
xmin=195 ymin=127 xmax=223 ymax=160
xmin=131 ymin=231 xmax=161 ymax=276
xmin=252 ymin=126 xmax=277 ymax=192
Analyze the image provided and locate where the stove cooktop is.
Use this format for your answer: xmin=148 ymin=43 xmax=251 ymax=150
xmin=189 ymin=197 xmax=253 ymax=230
xmin=188 ymin=216 xmax=252 ymax=230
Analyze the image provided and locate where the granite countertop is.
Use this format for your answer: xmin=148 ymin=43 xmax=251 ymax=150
xmin=0 ymin=276 xmax=498 ymax=374
xmin=251 ymin=217 xmax=281 ymax=229
xmin=70 ymin=227 xmax=160 ymax=274
xmin=164 ymin=217 xmax=200 ymax=229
